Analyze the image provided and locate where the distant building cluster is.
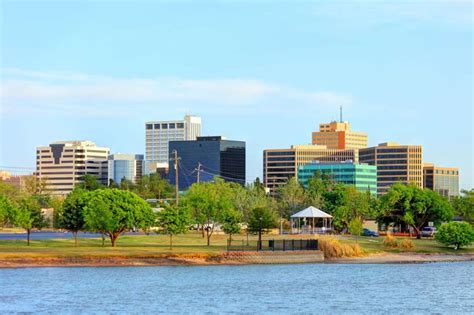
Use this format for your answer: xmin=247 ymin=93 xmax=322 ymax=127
xmin=0 ymin=112 xmax=460 ymax=198
xmin=263 ymin=111 xmax=459 ymax=198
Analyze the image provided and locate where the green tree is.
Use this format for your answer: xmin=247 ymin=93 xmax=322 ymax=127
xmin=120 ymin=177 xmax=135 ymax=191
xmin=278 ymin=177 xmax=306 ymax=218
xmin=77 ymin=174 xmax=104 ymax=191
xmin=247 ymin=207 xmax=278 ymax=233
xmin=134 ymin=173 xmax=174 ymax=199
xmin=452 ymin=189 xmax=474 ymax=225
xmin=332 ymin=187 xmax=372 ymax=231
xmin=221 ymin=208 xmax=243 ymax=245
xmin=83 ymin=189 xmax=156 ymax=247
xmin=157 ymin=204 xmax=190 ymax=249
xmin=12 ymin=197 xmax=47 ymax=245
xmin=435 ymin=221 xmax=474 ymax=250
xmin=61 ymin=189 xmax=87 ymax=246
xmin=378 ymin=184 xmax=453 ymax=238
xmin=0 ymin=195 xmax=16 ymax=226
xmin=348 ymin=217 xmax=363 ymax=242
xmin=184 ymin=178 xmax=235 ymax=246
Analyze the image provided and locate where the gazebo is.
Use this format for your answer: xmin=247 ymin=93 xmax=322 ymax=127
xmin=290 ymin=206 xmax=333 ymax=234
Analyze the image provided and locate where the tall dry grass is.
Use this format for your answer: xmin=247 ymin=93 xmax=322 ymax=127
xmin=317 ymin=236 xmax=362 ymax=258
xmin=383 ymin=234 xmax=415 ymax=250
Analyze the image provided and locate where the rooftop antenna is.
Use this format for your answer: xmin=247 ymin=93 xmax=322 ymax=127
xmin=339 ymin=105 xmax=343 ymax=123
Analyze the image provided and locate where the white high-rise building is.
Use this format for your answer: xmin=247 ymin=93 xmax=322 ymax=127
xmin=145 ymin=115 xmax=201 ymax=171
xmin=36 ymin=140 xmax=109 ymax=195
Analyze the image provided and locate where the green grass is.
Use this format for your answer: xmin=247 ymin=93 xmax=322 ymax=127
xmin=0 ymin=232 xmax=472 ymax=260
xmin=339 ymin=235 xmax=474 ymax=254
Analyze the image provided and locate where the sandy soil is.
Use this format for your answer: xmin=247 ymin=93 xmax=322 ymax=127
xmin=328 ymin=252 xmax=474 ymax=264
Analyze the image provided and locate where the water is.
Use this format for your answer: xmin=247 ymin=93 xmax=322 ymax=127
xmin=1 ymin=262 xmax=473 ymax=314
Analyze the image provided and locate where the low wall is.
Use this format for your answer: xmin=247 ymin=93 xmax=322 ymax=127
xmin=223 ymin=250 xmax=324 ymax=264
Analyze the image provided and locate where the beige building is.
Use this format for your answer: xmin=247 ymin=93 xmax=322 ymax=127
xmin=312 ymin=121 xmax=368 ymax=150
xmin=423 ymin=164 xmax=459 ymax=199
xmin=263 ymin=144 xmax=359 ymax=195
xmin=36 ymin=141 xmax=109 ymax=195
xmin=360 ymin=142 xmax=423 ymax=195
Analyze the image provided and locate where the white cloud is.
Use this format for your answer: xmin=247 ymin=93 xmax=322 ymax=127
xmin=1 ymin=68 xmax=353 ymax=117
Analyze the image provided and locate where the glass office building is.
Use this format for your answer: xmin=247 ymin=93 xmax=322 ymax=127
xmin=423 ymin=164 xmax=459 ymax=199
xmin=169 ymin=136 xmax=245 ymax=190
xmin=298 ymin=161 xmax=377 ymax=195
xmin=108 ymin=154 xmax=144 ymax=184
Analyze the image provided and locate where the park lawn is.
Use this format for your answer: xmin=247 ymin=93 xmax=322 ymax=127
xmin=0 ymin=232 xmax=472 ymax=260
xmin=339 ymin=235 xmax=474 ymax=255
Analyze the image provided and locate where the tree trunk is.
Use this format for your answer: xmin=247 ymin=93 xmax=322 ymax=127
xmin=101 ymin=233 xmax=105 ymax=246
xmin=413 ymin=226 xmax=421 ymax=239
xmin=27 ymin=229 xmax=31 ymax=246
xmin=206 ymin=228 xmax=211 ymax=246
xmin=73 ymin=231 xmax=78 ymax=247
xmin=201 ymin=225 xmax=205 ymax=238
xmin=169 ymin=234 xmax=173 ymax=250
xmin=228 ymin=234 xmax=232 ymax=247
xmin=109 ymin=233 xmax=119 ymax=247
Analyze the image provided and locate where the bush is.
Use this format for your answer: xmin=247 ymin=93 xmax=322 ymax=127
xmin=399 ymin=239 xmax=414 ymax=249
xmin=317 ymin=236 xmax=362 ymax=258
xmin=383 ymin=234 xmax=398 ymax=248
xmin=435 ymin=221 xmax=474 ymax=250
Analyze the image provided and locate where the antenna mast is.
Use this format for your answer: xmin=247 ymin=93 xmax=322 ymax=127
xmin=339 ymin=105 xmax=343 ymax=123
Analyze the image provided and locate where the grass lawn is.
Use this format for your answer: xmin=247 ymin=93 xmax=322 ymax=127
xmin=0 ymin=232 xmax=472 ymax=260
xmin=339 ymin=235 xmax=474 ymax=254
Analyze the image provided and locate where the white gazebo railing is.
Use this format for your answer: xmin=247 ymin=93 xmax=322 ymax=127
xmin=290 ymin=206 xmax=333 ymax=235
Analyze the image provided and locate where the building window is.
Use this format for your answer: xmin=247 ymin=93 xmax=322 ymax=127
xmin=154 ymin=124 xmax=160 ymax=129
xmin=169 ymin=123 xmax=176 ymax=129
xmin=162 ymin=124 xmax=168 ymax=129
xmin=146 ymin=124 xmax=153 ymax=130
xmin=177 ymin=123 xmax=184 ymax=129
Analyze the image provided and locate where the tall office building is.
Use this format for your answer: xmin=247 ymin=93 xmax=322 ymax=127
xmin=36 ymin=141 xmax=109 ymax=195
xmin=312 ymin=121 xmax=368 ymax=150
xmin=297 ymin=161 xmax=377 ymax=195
xmin=108 ymin=154 xmax=144 ymax=184
xmin=423 ymin=164 xmax=459 ymax=199
xmin=145 ymin=115 xmax=201 ymax=172
xmin=263 ymin=144 xmax=359 ymax=195
xmin=359 ymin=142 xmax=423 ymax=195
xmin=169 ymin=136 xmax=246 ymax=190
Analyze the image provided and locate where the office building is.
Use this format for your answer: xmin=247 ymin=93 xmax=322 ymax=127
xmin=36 ymin=141 xmax=109 ymax=195
xmin=169 ymin=136 xmax=245 ymax=190
xmin=359 ymin=142 xmax=423 ymax=195
xmin=145 ymin=115 xmax=201 ymax=172
xmin=108 ymin=154 xmax=144 ymax=184
xmin=298 ymin=161 xmax=377 ymax=195
xmin=423 ymin=164 xmax=459 ymax=199
xmin=312 ymin=121 xmax=368 ymax=150
xmin=263 ymin=144 xmax=359 ymax=195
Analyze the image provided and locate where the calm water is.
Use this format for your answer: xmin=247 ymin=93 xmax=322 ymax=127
xmin=1 ymin=262 xmax=473 ymax=314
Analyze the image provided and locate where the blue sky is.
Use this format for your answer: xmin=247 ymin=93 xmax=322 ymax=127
xmin=1 ymin=0 xmax=472 ymax=189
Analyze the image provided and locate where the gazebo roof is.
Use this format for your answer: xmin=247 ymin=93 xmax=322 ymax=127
xmin=290 ymin=206 xmax=333 ymax=219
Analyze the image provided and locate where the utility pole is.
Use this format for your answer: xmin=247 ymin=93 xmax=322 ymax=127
xmin=196 ymin=162 xmax=202 ymax=184
xmin=171 ymin=150 xmax=180 ymax=205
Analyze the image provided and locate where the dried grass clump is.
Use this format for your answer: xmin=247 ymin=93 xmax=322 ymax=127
xmin=399 ymin=239 xmax=415 ymax=249
xmin=317 ymin=236 xmax=363 ymax=258
xmin=383 ymin=234 xmax=399 ymax=248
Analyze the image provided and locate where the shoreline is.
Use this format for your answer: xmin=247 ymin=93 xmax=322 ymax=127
xmin=1 ymin=252 xmax=473 ymax=268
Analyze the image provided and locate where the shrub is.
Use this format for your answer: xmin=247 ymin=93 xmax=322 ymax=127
xmin=399 ymin=239 xmax=414 ymax=249
xmin=435 ymin=221 xmax=474 ymax=250
xmin=382 ymin=234 xmax=398 ymax=248
xmin=317 ymin=236 xmax=362 ymax=258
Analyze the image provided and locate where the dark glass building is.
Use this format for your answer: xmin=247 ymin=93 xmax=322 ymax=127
xmin=169 ymin=136 xmax=246 ymax=190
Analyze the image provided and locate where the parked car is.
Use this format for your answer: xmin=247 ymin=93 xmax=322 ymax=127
xmin=362 ymin=228 xmax=379 ymax=237
xmin=421 ymin=227 xmax=437 ymax=237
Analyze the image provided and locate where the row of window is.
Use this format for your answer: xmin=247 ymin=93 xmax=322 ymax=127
xmin=146 ymin=123 xmax=185 ymax=130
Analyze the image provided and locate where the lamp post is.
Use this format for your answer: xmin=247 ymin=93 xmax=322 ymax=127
xmin=258 ymin=217 xmax=263 ymax=251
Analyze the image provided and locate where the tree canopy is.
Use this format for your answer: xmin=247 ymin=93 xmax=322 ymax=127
xmin=61 ymin=189 xmax=88 ymax=246
xmin=378 ymin=184 xmax=453 ymax=238
xmin=435 ymin=221 xmax=474 ymax=250
xmin=157 ymin=204 xmax=190 ymax=249
xmin=83 ymin=189 xmax=156 ymax=247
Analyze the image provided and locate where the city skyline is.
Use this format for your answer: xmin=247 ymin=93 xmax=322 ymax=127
xmin=1 ymin=1 xmax=472 ymax=189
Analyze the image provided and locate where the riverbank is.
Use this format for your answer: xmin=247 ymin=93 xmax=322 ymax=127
xmin=1 ymin=232 xmax=473 ymax=268
xmin=1 ymin=252 xmax=473 ymax=268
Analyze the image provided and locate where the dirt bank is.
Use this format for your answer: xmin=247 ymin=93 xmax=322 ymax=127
xmin=1 ymin=252 xmax=473 ymax=268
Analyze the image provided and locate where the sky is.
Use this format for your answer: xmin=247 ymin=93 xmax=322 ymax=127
xmin=0 ymin=0 xmax=472 ymax=189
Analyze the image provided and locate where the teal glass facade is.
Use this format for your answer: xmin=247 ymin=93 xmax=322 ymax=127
xmin=298 ymin=163 xmax=377 ymax=195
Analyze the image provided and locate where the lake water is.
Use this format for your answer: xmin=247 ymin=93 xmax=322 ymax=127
xmin=1 ymin=262 xmax=473 ymax=314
